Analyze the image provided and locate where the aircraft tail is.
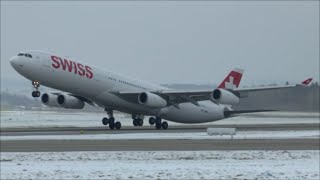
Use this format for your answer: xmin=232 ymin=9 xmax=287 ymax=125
xmin=218 ymin=68 xmax=244 ymax=89
xmin=301 ymin=78 xmax=313 ymax=86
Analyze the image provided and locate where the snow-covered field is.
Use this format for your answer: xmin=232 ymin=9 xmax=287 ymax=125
xmin=1 ymin=130 xmax=319 ymax=141
xmin=1 ymin=151 xmax=319 ymax=180
xmin=1 ymin=111 xmax=319 ymax=128
xmin=1 ymin=111 xmax=319 ymax=179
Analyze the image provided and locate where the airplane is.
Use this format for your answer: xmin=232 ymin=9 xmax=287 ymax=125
xmin=9 ymin=50 xmax=313 ymax=130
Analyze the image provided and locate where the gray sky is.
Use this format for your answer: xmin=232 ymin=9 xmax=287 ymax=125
xmin=1 ymin=1 xmax=319 ymax=92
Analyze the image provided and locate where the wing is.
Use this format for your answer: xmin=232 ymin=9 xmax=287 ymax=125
xmin=111 ymin=90 xmax=212 ymax=107
xmin=113 ymin=78 xmax=312 ymax=106
xmin=234 ymin=78 xmax=313 ymax=97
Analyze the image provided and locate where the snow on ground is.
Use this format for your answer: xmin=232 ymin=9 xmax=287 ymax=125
xmin=1 ymin=151 xmax=319 ymax=180
xmin=1 ymin=111 xmax=319 ymax=128
xmin=1 ymin=130 xmax=319 ymax=141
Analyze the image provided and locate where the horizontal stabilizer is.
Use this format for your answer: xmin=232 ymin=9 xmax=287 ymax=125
xmin=224 ymin=109 xmax=277 ymax=117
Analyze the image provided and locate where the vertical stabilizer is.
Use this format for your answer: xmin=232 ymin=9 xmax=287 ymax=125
xmin=218 ymin=68 xmax=244 ymax=89
xmin=301 ymin=78 xmax=313 ymax=86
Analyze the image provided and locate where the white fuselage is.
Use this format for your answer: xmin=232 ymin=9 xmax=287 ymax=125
xmin=10 ymin=51 xmax=226 ymax=123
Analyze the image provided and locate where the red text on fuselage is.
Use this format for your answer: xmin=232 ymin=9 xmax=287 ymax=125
xmin=51 ymin=56 xmax=93 ymax=79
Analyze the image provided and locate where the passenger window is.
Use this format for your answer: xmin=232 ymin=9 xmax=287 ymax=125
xmin=18 ymin=53 xmax=24 ymax=56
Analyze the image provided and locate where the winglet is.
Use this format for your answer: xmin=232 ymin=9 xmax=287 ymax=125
xmin=218 ymin=68 xmax=244 ymax=89
xmin=301 ymin=78 xmax=313 ymax=86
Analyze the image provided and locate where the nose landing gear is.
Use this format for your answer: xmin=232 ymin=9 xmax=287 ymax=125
xmin=31 ymin=81 xmax=41 ymax=97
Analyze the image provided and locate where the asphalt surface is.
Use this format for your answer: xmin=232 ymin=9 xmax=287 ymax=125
xmin=1 ymin=123 xmax=319 ymax=136
xmin=1 ymin=124 xmax=319 ymax=152
xmin=1 ymin=139 xmax=319 ymax=152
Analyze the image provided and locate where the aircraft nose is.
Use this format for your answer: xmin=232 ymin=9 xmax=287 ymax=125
xmin=10 ymin=56 xmax=22 ymax=70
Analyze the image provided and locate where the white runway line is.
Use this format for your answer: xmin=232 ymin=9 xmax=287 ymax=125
xmin=1 ymin=130 xmax=319 ymax=141
xmin=1 ymin=151 xmax=319 ymax=180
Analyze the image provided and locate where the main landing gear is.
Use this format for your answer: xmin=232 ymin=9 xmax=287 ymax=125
xmin=132 ymin=114 xmax=144 ymax=127
xmin=31 ymin=81 xmax=41 ymax=97
xmin=102 ymin=109 xmax=121 ymax=130
xmin=149 ymin=117 xmax=168 ymax=130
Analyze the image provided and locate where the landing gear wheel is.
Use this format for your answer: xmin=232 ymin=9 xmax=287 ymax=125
xmin=109 ymin=117 xmax=115 ymax=123
xmin=108 ymin=117 xmax=115 ymax=129
xmin=156 ymin=117 xmax=162 ymax=124
xmin=149 ymin=117 xmax=155 ymax=125
xmin=138 ymin=119 xmax=143 ymax=126
xmin=161 ymin=121 xmax=168 ymax=130
xmin=32 ymin=91 xmax=41 ymax=97
xmin=102 ymin=118 xmax=109 ymax=125
xmin=133 ymin=119 xmax=138 ymax=126
xmin=115 ymin=121 xmax=121 ymax=130
xmin=109 ymin=123 xmax=115 ymax=129
xmin=155 ymin=123 xmax=162 ymax=130
xmin=133 ymin=119 xmax=143 ymax=126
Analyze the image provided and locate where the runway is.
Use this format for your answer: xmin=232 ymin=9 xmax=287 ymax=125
xmin=1 ymin=139 xmax=319 ymax=152
xmin=2 ymin=110 xmax=319 ymax=151
xmin=1 ymin=123 xmax=319 ymax=152
xmin=1 ymin=123 xmax=318 ymax=136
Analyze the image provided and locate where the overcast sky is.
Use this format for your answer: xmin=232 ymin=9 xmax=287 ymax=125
xmin=1 ymin=1 xmax=319 ymax=92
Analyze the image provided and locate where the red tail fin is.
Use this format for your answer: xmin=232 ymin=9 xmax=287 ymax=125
xmin=301 ymin=78 xmax=313 ymax=86
xmin=218 ymin=68 xmax=244 ymax=89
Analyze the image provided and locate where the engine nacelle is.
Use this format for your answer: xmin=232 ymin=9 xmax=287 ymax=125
xmin=41 ymin=93 xmax=60 ymax=107
xmin=57 ymin=94 xmax=85 ymax=109
xmin=138 ymin=92 xmax=167 ymax=108
xmin=211 ymin=88 xmax=240 ymax=105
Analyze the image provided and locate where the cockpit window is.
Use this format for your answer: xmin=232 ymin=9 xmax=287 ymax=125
xmin=17 ymin=53 xmax=32 ymax=58
xmin=25 ymin=54 xmax=32 ymax=58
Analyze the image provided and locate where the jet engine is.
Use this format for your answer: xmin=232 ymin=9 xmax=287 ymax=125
xmin=41 ymin=93 xmax=60 ymax=107
xmin=138 ymin=92 xmax=167 ymax=108
xmin=57 ymin=94 xmax=85 ymax=109
xmin=211 ymin=88 xmax=239 ymax=105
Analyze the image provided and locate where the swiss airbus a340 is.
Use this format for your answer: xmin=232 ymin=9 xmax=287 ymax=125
xmin=10 ymin=50 xmax=312 ymax=130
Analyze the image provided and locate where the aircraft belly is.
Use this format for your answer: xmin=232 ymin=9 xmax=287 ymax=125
xmin=160 ymin=101 xmax=225 ymax=123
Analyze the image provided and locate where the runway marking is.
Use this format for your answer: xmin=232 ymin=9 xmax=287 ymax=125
xmin=1 ymin=124 xmax=319 ymax=136
xmin=1 ymin=139 xmax=319 ymax=152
